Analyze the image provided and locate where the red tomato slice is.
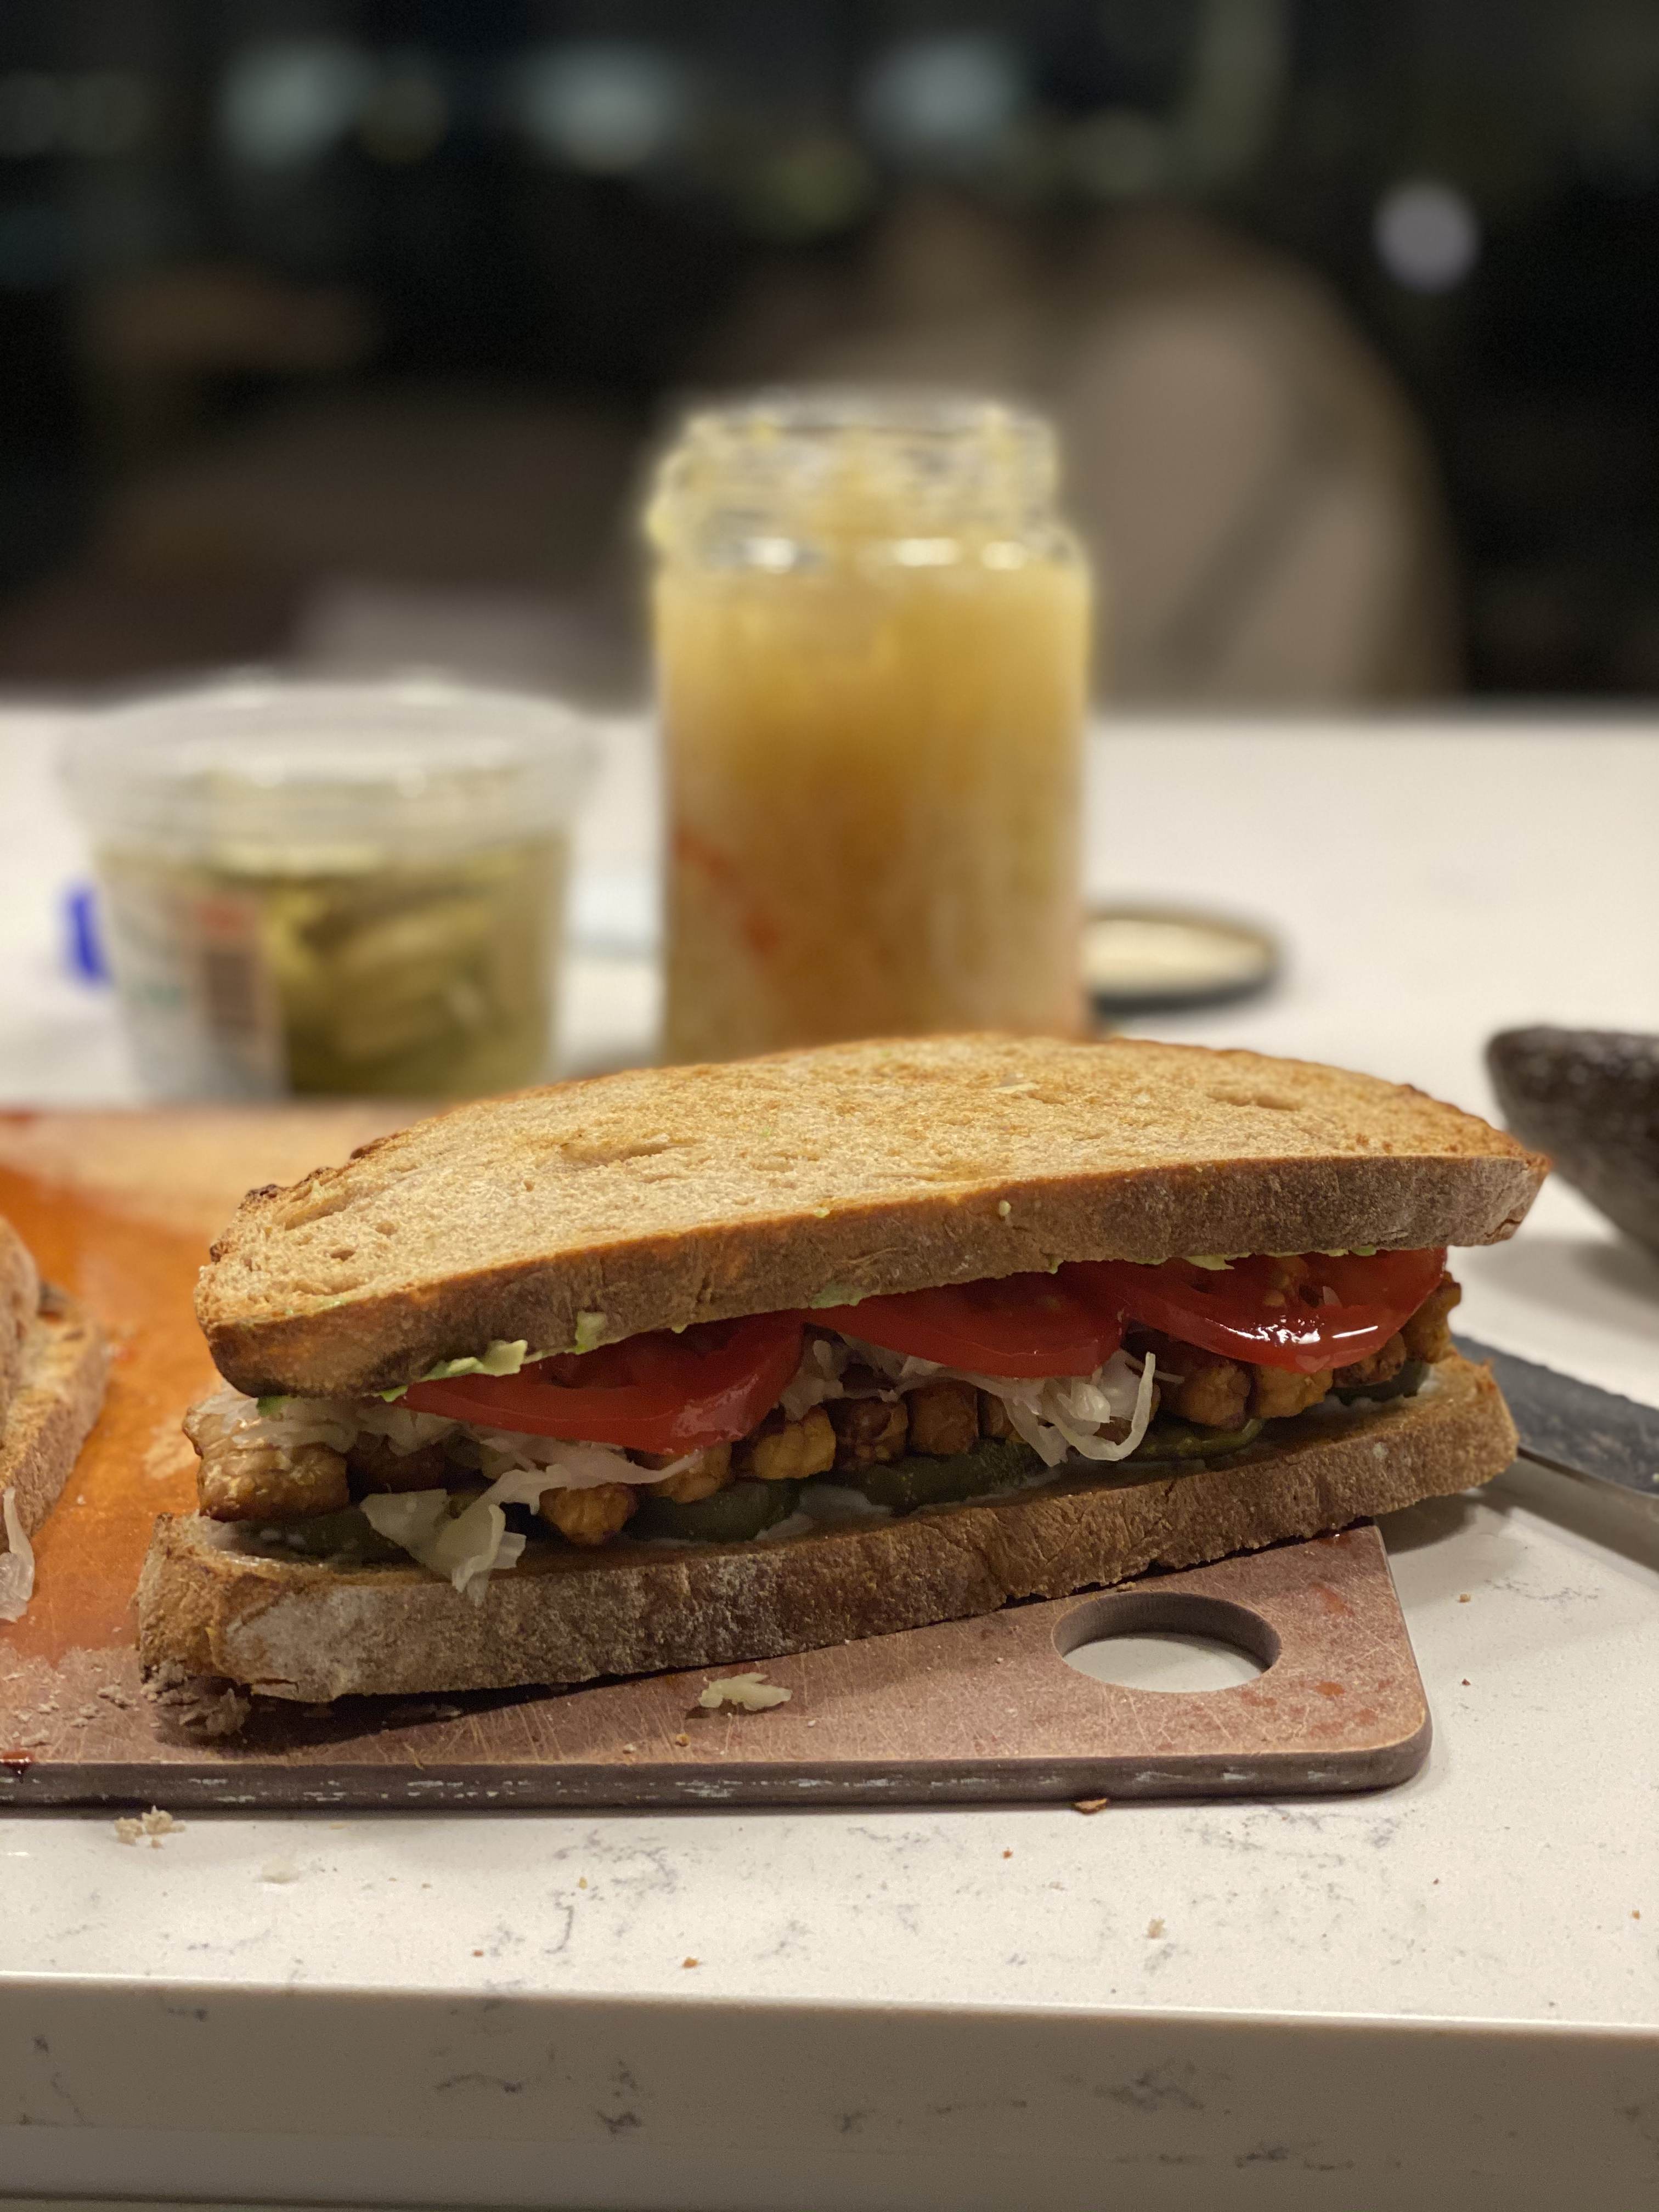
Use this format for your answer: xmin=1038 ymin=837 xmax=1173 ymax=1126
xmin=812 ymin=1273 xmax=1122 ymax=1379
xmin=1066 ymin=1248 xmax=1447 ymax=1375
xmin=404 ymin=1312 xmax=805 ymax=1453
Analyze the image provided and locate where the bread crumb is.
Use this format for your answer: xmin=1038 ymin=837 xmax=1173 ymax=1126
xmin=673 ymin=1731 xmax=690 ymax=1747
xmin=115 ymin=1806 xmax=179 ymax=1848
xmin=1147 ymin=1916 xmax=1165 ymax=1939
xmin=261 ymin=1855 xmax=300 ymax=1884
xmin=997 ymin=1200 xmax=1012 ymax=1218
xmin=471 ymin=1948 xmax=483 ymax=1957
xmin=145 ymin=1666 xmax=250 ymax=1738
xmin=1462 ymin=1678 xmax=1471 ymax=1686
xmin=682 ymin=1955 xmax=699 ymax=1969
xmin=1001 ymin=1848 xmax=1013 ymax=1860
xmin=696 ymin=1672 xmax=791 ymax=1712
xmin=1073 ymin=1797 xmax=1111 ymax=1815
xmin=1634 ymin=1910 xmax=1642 ymax=1921
xmin=578 ymin=1876 xmax=588 ymax=1889
xmin=1458 ymin=1593 xmax=1471 ymax=1603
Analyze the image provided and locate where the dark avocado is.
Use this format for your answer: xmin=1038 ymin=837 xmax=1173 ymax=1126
xmin=1488 ymin=1026 xmax=1659 ymax=1254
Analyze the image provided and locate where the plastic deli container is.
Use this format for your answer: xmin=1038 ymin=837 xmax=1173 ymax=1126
xmin=62 ymin=676 xmax=596 ymax=1101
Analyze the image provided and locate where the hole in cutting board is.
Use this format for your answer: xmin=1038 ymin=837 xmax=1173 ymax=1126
xmin=1055 ymin=1590 xmax=1278 ymax=1694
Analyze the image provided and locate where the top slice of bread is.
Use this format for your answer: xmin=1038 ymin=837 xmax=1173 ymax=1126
xmin=198 ymin=1034 xmax=1547 ymax=1400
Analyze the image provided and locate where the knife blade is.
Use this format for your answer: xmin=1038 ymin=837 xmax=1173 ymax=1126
xmin=1457 ymin=1333 xmax=1659 ymax=1506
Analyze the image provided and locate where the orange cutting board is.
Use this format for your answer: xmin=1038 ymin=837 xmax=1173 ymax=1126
xmin=0 ymin=1108 xmax=1431 ymax=1810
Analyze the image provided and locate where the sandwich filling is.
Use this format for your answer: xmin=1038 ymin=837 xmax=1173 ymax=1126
xmin=184 ymin=1249 xmax=1462 ymax=1601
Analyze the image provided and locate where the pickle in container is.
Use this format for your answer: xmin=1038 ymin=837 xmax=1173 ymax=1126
xmin=62 ymin=678 xmax=595 ymax=1101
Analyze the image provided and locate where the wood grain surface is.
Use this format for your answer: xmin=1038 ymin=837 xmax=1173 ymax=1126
xmin=0 ymin=1108 xmax=1430 ymax=1810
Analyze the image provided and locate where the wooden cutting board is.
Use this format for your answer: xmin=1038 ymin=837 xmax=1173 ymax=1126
xmin=0 ymin=1108 xmax=1430 ymax=1810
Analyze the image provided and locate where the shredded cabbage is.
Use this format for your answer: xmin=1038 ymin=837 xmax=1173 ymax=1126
xmin=201 ymin=1387 xmax=701 ymax=1496
xmin=778 ymin=1333 xmax=856 ymax=1420
xmin=358 ymin=1488 xmax=524 ymax=1606
xmin=848 ymin=1340 xmax=1158 ymax=1467
xmin=354 ymin=1436 xmax=707 ymax=1599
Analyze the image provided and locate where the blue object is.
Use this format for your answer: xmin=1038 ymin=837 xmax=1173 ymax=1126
xmin=63 ymin=883 xmax=109 ymax=984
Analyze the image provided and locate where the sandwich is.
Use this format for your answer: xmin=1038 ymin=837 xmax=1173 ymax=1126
xmin=139 ymin=1035 xmax=1546 ymax=1702
xmin=1 ymin=1214 xmax=109 ymax=1619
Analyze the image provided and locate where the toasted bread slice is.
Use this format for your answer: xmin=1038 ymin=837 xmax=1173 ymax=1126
xmin=0 ymin=1280 xmax=110 ymax=1548
xmin=0 ymin=1216 xmax=41 ymax=1434
xmin=138 ymin=1351 xmax=1513 ymax=1701
xmin=198 ymin=1035 xmax=1545 ymax=1399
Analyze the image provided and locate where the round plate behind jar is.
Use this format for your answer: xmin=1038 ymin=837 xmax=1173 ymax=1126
xmin=1083 ymin=904 xmax=1280 ymax=1021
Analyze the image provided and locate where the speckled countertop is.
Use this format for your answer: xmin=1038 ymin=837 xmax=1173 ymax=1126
xmin=1 ymin=715 xmax=1657 ymax=2211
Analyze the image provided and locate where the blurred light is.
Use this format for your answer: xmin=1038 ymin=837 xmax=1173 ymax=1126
xmin=0 ymin=73 xmax=62 ymax=159
xmin=0 ymin=204 xmax=71 ymax=287
xmin=358 ymin=59 xmax=447 ymax=164
xmin=1374 ymin=178 xmax=1480 ymax=293
xmin=1070 ymin=110 xmax=1170 ymax=199
xmin=739 ymin=136 xmax=875 ymax=239
xmin=1178 ymin=0 xmax=1287 ymax=187
xmin=218 ymin=39 xmax=374 ymax=168
xmin=518 ymin=42 xmax=686 ymax=173
xmin=61 ymin=71 xmax=153 ymax=159
xmin=860 ymin=35 xmax=1024 ymax=166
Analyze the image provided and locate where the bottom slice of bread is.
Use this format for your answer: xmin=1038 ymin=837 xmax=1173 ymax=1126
xmin=1 ymin=1285 xmax=109 ymax=1545
xmin=138 ymin=1352 xmax=1516 ymax=1701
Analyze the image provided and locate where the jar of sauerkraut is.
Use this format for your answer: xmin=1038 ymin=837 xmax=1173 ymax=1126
xmin=63 ymin=677 xmax=595 ymax=1101
xmin=647 ymin=391 xmax=1091 ymax=1063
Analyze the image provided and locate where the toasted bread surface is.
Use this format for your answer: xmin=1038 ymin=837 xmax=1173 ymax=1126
xmin=0 ymin=1216 xmax=41 ymax=1433
xmin=0 ymin=1283 xmax=109 ymax=1545
xmin=139 ymin=1351 xmax=1513 ymax=1700
xmin=197 ymin=1035 xmax=1546 ymax=1399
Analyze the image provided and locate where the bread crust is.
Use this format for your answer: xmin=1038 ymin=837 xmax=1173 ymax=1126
xmin=0 ymin=1216 xmax=41 ymax=1433
xmin=0 ymin=1283 xmax=110 ymax=1545
xmin=138 ymin=1352 xmax=1514 ymax=1701
xmin=195 ymin=1035 xmax=1547 ymax=1399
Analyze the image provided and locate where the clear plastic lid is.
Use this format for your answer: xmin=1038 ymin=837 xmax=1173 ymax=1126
xmin=60 ymin=674 xmax=598 ymax=870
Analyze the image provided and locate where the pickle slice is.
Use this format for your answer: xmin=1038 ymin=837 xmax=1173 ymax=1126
xmin=1127 ymin=1416 xmax=1265 ymax=1466
xmin=1331 ymin=1358 xmax=1429 ymax=1406
xmin=244 ymin=1506 xmax=411 ymax=1563
xmin=631 ymin=1477 xmax=803 ymax=1544
xmin=834 ymin=1437 xmax=1044 ymax=1514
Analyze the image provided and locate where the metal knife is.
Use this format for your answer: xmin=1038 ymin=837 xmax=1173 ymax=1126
xmin=1457 ymin=1333 xmax=1659 ymax=1510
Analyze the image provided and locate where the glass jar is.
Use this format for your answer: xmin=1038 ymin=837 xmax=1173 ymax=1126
xmin=647 ymin=390 xmax=1091 ymax=1063
xmin=62 ymin=676 xmax=595 ymax=1101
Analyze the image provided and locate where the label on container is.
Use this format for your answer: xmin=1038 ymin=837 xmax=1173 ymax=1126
xmin=97 ymin=863 xmax=286 ymax=1100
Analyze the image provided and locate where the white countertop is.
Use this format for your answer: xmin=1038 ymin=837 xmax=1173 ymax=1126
xmin=2 ymin=709 xmax=1657 ymax=2210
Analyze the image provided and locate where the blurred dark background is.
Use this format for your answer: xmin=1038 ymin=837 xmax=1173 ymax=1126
xmin=0 ymin=0 xmax=1655 ymax=703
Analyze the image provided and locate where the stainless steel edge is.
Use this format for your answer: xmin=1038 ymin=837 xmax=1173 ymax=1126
xmin=1458 ymin=1332 xmax=1659 ymax=1503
